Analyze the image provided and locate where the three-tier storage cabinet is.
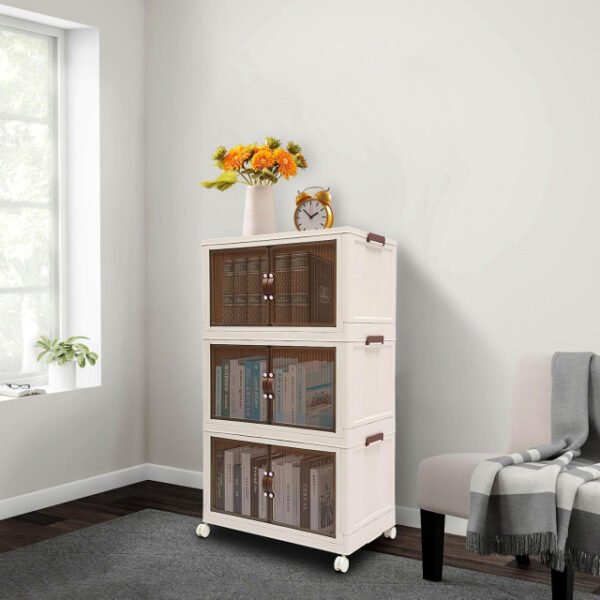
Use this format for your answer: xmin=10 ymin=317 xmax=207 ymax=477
xmin=196 ymin=227 xmax=397 ymax=573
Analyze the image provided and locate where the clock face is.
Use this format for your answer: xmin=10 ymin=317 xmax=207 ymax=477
xmin=294 ymin=199 xmax=329 ymax=231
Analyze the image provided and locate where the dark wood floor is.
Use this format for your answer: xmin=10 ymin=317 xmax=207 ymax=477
xmin=1 ymin=481 xmax=599 ymax=594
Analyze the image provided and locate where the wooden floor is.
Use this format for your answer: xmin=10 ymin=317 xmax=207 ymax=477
xmin=1 ymin=481 xmax=599 ymax=595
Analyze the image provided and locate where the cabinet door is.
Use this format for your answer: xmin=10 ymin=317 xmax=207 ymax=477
xmin=270 ymin=445 xmax=336 ymax=537
xmin=211 ymin=345 xmax=269 ymax=423
xmin=211 ymin=437 xmax=270 ymax=521
xmin=270 ymin=241 xmax=336 ymax=327
xmin=271 ymin=347 xmax=335 ymax=431
xmin=210 ymin=247 xmax=270 ymax=326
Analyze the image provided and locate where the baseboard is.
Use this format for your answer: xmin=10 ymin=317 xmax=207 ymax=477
xmin=146 ymin=464 xmax=203 ymax=489
xmin=396 ymin=505 xmax=468 ymax=536
xmin=0 ymin=463 xmax=204 ymax=521
xmin=0 ymin=464 xmax=148 ymax=521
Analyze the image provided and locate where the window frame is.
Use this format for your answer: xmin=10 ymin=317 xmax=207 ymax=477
xmin=0 ymin=15 xmax=66 ymax=384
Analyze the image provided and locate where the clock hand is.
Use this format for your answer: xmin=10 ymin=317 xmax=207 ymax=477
xmin=302 ymin=208 xmax=311 ymax=218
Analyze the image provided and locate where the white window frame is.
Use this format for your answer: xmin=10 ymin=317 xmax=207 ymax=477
xmin=0 ymin=15 xmax=66 ymax=384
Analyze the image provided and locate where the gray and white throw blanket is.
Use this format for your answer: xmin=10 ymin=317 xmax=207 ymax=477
xmin=467 ymin=352 xmax=600 ymax=574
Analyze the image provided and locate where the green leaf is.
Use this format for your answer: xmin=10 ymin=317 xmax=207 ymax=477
xmin=77 ymin=354 xmax=86 ymax=368
xmin=200 ymin=171 xmax=239 ymax=191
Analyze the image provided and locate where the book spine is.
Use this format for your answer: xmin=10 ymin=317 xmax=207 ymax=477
xmin=299 ymin=458 xmax=312 ymax=529
xmin=291 ymin=251 xmax=310 ymax=324
xmin=272 ymin=458 xmax=284 ymax=523
xmin=237 ymin=362 xmax=245 ymax=419
xmin=310 ymin=254 xmax=334 ymax=325
xmin=259 ymin=359 xmax=267 ymax=421
xmin=222 ymin=257 xmax=235 ymax=324
xmin=291 ymin=461 xmax=300 ymax=527
xmin=274 ymin=252 xmax=291 ymax=324
xmin=222 ymin=363 xmax=230 ymax=417
xmin=224 ymin=449 xmax=235 ymax=512
xmin=244 ymin=359 xmax=253 ymax=421
xmin=228 ymin=360 xmax=239 ymax=419
xmin=282 ymin=370 xmax=291 ymax=425
xmin=250 ymin=454 xmax=264 ymax=518
xmin=284 ymin=460 xmax=292 ymax=525
xmin=258 ymin=458 xmax=268 ymax=520
xmin=215 ymin=365 xmax=222 ymax=417
xmin=274 ymin=367 xmax=284 ymax=423
xmin=215 ymin=448 xmax=225 ymax=511
xmin=233 ymin=463 xmax=242 ymax=514
xmin=319 ymin=464 xmax=335 ymax=534
xmin=233 ymin=256 xmax=248 ymax=324
xmin=241 ymin=450 xmax=252 ymax=516
xmin=252 ymin=360 xmax=261 ymax=421
xmin=296 ymin=364 xmax=305 ymax=426
xmin=289 ymin=363 xmax=297 ymax=426
xmin=310 ymin=466 xmax=319 ymax=531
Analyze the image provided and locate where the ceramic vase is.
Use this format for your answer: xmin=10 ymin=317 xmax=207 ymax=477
xmin=243 ymin=185 xmax=276 ymax=235
xmin=48 ymin=362 xmax=76 ymax=390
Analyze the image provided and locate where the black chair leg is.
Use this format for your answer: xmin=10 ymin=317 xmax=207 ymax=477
xmin=421 ymin=509 xmax=445 ymax=581
xmin=515 ymin=554 xmax=530 ymax=567
xmin=551 ymin=567 xmax=574 ymax=600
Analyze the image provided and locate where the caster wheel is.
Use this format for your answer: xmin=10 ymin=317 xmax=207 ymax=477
xmin=195 ymin=523 xmax=210 ymax=538
xmin=383 ymin=526 xmax=397 ymax=540
xmin=333 ymin=555 xmax=349 ymax=573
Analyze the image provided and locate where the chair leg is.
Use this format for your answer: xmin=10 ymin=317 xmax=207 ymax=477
xmin=551 ymin=567 xmax=574 ymax=600
xmin=421 ymin=509 xmax=445 ymax=581
xmin=515 ymin=554 xmax=530 ymax=567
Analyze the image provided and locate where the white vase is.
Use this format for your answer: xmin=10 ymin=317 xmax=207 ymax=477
xmin=48 ymin=362 xmax=76 ymax=390
xmin=243 ymin=185 xmax=276 ymax=235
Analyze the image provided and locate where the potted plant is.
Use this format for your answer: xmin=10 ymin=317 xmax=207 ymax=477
xmin=35 ymin=336 xmax=99 ymax=390
xmin=201 ymin=136 xmax=307 ymax=235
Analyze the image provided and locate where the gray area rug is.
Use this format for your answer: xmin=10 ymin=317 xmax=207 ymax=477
xmin=0 ymin=509 xmax=596 ymax=599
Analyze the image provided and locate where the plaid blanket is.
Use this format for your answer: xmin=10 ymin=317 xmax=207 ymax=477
xmin=467 ymin=352 xmax=600 ymax=574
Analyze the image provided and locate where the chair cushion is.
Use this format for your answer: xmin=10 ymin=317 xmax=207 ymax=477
xmin=417 ymin=452 xmax=500 ymax=519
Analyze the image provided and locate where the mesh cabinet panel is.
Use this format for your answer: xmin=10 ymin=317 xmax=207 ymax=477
xmin=271 ymin=347 xmax=335 ymax=431
xmin=211 ymin=437 xmax=269 ymax=521
xmin=271 ymin=241 xmax=336 ymax=327
xmin=210 ymin=248 xmax=270 ymax=326
xmin=271 ymin=446 xmax=336 ymax=537
xmin=211 ymin=345 xmax=269 ymax=423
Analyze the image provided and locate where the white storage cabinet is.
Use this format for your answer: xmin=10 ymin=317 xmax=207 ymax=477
xmin=196 ymin=227 xmax=397 ymax=572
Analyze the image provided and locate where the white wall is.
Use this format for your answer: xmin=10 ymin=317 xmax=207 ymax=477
xmin=0 ymin=0 xmax=146 ymax=500
xmin=145 ymin=0 xmax=600 ymax=513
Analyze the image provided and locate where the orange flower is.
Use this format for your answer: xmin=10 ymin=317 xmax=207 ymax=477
xmin=251 ymin=148 xmax=275 ymax=170
xmin=223 ymin=145 xmax=251 ymax=171
xmin=274 ymin=148 xmax=297 ymax=179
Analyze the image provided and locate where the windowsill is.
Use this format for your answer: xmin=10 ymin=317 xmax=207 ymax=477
xmin=0 ymin=384 xmax=101 ymax=403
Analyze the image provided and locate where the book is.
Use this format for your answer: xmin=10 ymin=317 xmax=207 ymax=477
xmin=272 ymin=455 xmax=286 ymax=523
xmin=215 ymin=365 xmax=222 ymax=417
xmin=284 ymin=457 xmax=301 ymax=527
xmin=214 ymin=448 xmax=225 ymax=511
xmin=241 ymin=447 xmax=267 ymax=516
xmin=254 ymin=359 xmax=266 ymax=421
xmin=224 ymin=447 xmax=241 ymax=512
xmin=310 ymin=254 xmax=334 ymax=325
xmin=274 ymin=252 xmax=291 ymax=323
xmin=246 ymin=255 xmax=265 ymax=325
xmin=233 ymin=256 xmax=248 ymax=324
xmin=0 ymin=385 xmax=46 ymax=398
xmin=249 ymin=451 xmax=268 ymax=518
xmin=233 ymin=462 xmax=242 ymax=514
xmin=290 ymin=251 xmax=310 ymax=323
xmin=222 ymin=362 xmax=230 ymax=417
xmin=289 ymin=363 xmax=297 ymax=425
xmin=244 ymin=358 xmax=255 ymax=421
xmin=222 ymin=257 xmax=235 ymax=324
xmin=310 ymin=462 xmax=335 ymax=534
xmin=299 ymin=456 xmax=319 ymax=529
xmin=306 ymin=362 xmax=334 ymax=429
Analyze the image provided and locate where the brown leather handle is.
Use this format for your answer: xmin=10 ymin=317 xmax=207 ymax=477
xmin=262 ymin=372 xmax=274 ymax=398
xmin=262 ymin=470 xmax=274 ymax=498
xmin=365 ymin=432 xmax=384 ymax=446
xmin=367 ymin=232 xmax=386 ymax=246
xmin=261 ymin=272 xmax=275 ymax=301
xmin=366 ymin=335 xmax=384 ymax=345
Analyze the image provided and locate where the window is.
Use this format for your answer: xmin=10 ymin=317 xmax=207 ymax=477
xmin=0 ymin=19 xmax=62 ymax=381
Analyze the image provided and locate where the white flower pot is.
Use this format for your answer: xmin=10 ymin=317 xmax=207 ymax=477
xmin=243 ymin=185 xmax=276 ymax=235
xmin=48 ymin=362 xmax=76 ymax=390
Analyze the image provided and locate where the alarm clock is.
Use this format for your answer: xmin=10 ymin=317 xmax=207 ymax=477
xmin=294 ymin=187 xmax=334 ymax=231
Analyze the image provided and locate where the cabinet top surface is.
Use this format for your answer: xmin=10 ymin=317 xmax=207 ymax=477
xmin=201 ymin=226 xmax=397 ymax=248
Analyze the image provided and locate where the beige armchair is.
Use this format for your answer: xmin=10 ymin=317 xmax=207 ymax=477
xmin=417 ymin=355 xmax=576 ymax=599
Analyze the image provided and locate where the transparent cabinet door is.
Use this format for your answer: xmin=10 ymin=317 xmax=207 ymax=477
xmin=210 ymin=247 xmax=270 ymax=326
xmin=271 ymin=347 xmax=335 ymax=431
xmin=211 ymin=437 xmax=270 ymax=521
xmin=270 ymin=445 xmax=336 ymax=537
xmin=270 ymin=240 xmax=336 ymax=327
xmin=211 ymin=345 xmax=269 ymax=423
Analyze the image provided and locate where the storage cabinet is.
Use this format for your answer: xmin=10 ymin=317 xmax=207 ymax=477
xmin=198 ymin=228 xmax=397 ymax=572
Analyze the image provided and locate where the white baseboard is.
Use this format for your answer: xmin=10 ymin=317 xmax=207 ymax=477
xmin=396 ymin=505 xmax=467 ymax=536
xmin=146 ymin=464 xmax=203 ymax=489
xmin=1 ymin=465 xmax=466 ymax=538
xmin=0 ymin=463 xmax=204 ymax=521
xmin=0 ymin=464 xmax=147 ymax=521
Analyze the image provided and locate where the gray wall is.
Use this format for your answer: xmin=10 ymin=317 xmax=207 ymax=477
xmin=0 ymin=0 xmax=146 ymax=500
xmin=145 ymin=0 xmax=600 ymax=514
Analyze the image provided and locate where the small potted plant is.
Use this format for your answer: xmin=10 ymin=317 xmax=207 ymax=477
xmin=201 ymin=136 xmax=307 ymax=235
xmin=35 ymin=336 xmax=99 ymax=390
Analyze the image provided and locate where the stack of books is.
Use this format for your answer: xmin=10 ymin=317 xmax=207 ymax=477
xmin=214 ymin=444 xmax=335 ymax=536
xmin=214 ymin=356 xmax=268 ymax=421
xmin=214 ymin=357 xmax=334 ymax=429
xmin=220 ymin=250 xmax=334 ymax=326
xmin=272 ymin=358 xmax=334 ymax=429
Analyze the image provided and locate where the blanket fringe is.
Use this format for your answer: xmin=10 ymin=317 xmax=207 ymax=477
xmin=564 ymin=547 xmax=600 ymax=576
xmin=466 ymin=531 xmax=557 ymax=557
